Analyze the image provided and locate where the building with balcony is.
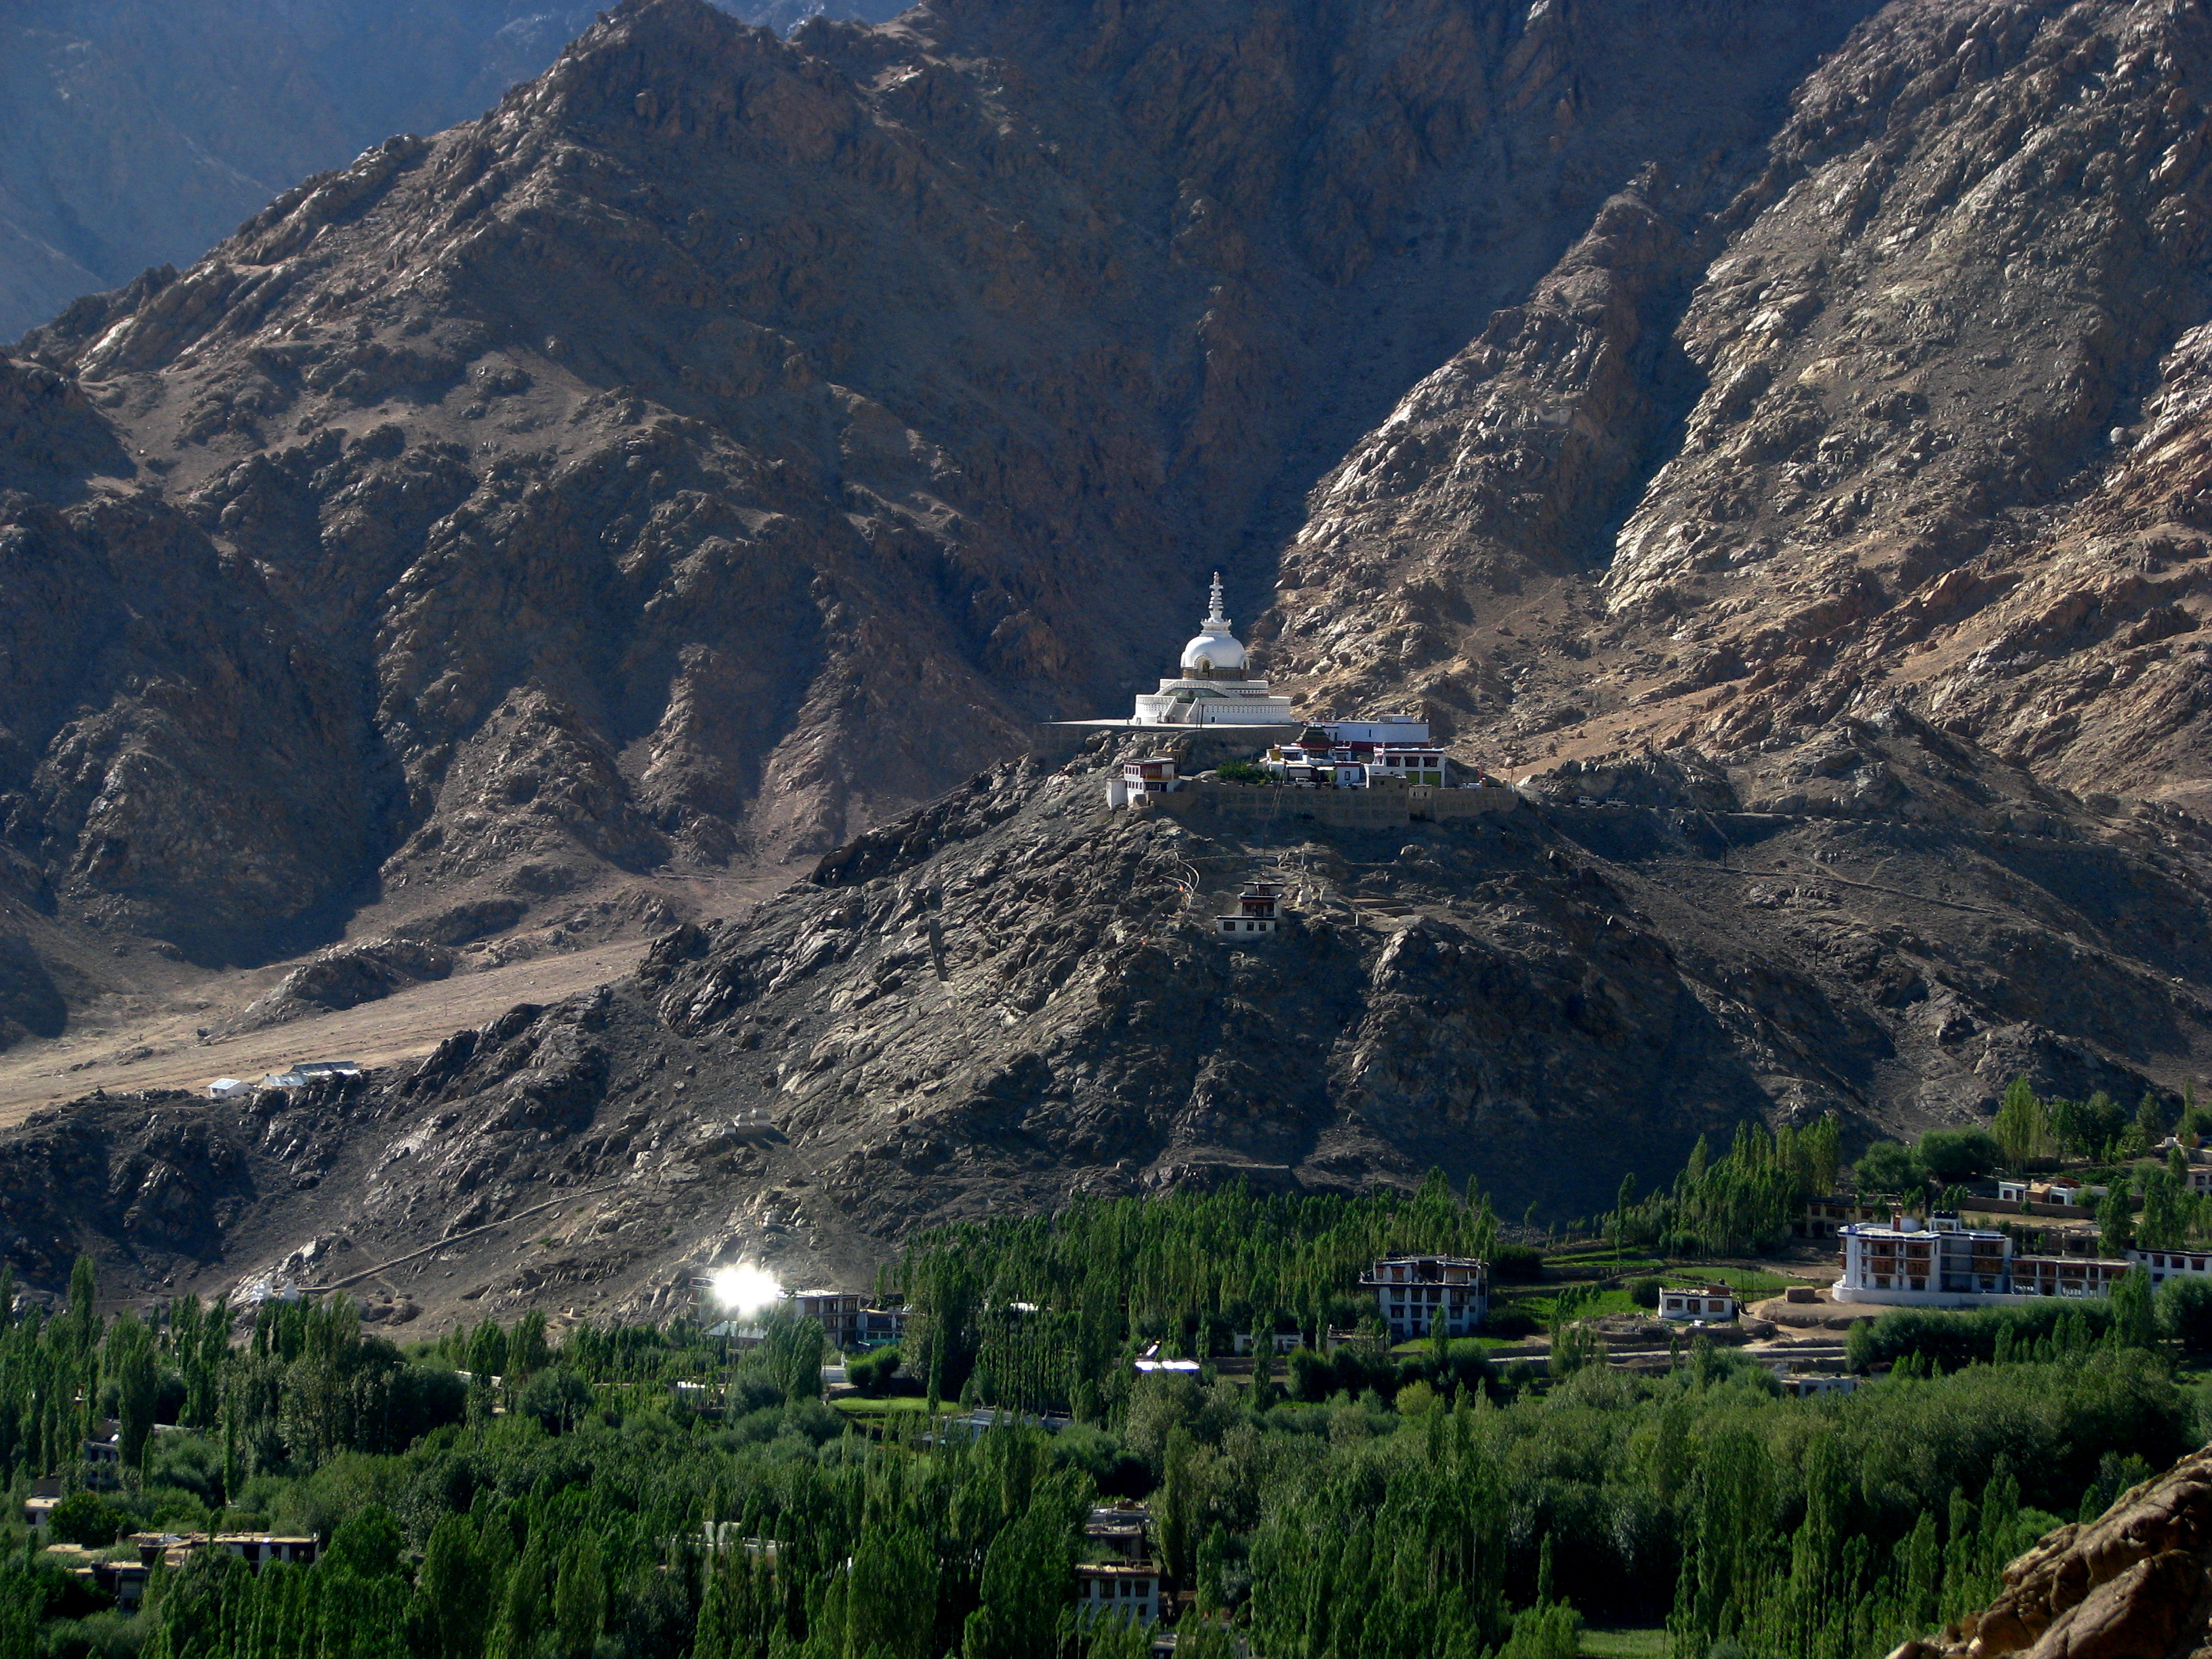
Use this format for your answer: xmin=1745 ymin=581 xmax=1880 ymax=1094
xmin=1360 ymin=1256 xmax=1488 ymax=1342
xmin=1835 ymin=1213 xmax=2130 ymax=1306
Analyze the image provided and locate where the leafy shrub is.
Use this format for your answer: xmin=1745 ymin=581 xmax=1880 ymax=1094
xmin=1216 ymin=760 xmax=1269 ymax=784
xmin=1491 ymin=1244 xmax=1544 ymax=1282
xmin=846 ymin=1345 xmax=902 ymax=1397
xmin=1853 ymin=1141 xmax=1924 ymax=1193
xmin=1628 ymin=1277 xmax=1664 ymax=1309
xmin=1481 ymin=1307 xmax=1539 ymax=1339
xmin=1919 ymin=1128 xmax=2003 ymax=1184
xmin=2158 ymin=1275 xmax=2212 ymax=1351
xmin=514 ymin=1369 xmax=593 ymax=1433
xmin=46 ymin=1492 xmax=122 ymax=1548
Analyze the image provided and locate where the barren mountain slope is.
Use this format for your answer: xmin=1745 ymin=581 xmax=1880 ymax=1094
xmin=1264 ymin=0 xmax=2212 ymax=820
xmin=7 ymin=722 xmax=2211 ymax=1322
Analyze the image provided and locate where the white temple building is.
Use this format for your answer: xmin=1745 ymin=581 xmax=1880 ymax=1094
xmin=1056 ymin=573 xmax=1301 ymax=731
xmin=1128 ymin=573 xmax=1300 ymax=727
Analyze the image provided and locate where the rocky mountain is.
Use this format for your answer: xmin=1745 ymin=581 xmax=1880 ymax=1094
xmin=0 ymin=1 xmax=610 ymax=339
xmin=7 ymin=717 xmax=2212 ymax=1322
xmin=8 ymin=0 xmax=2212 ymax=1307
xmin=0 ymin=0 xmax=911 ymax=340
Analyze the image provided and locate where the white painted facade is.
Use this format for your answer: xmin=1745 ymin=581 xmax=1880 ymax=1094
xmin=1834 ymin=1214 xmax=2132 ymax=1306
xmin=1361 ymin=1255 xmax=1489 ymax=1342
xmin=1658 ymin=1288 xmax=1739 ymax=1322
xmin=1130 ymin=575 xmax=1299 ymax=729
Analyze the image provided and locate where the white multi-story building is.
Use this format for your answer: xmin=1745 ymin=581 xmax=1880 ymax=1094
xmin=1360 ymin=1256 xmax=1489 ymax=1342
xmin=1834 ymin=1213 xmax=2131 ymax=1306
xmin=2129 ymin=1248 xmax=2212 ymax=1286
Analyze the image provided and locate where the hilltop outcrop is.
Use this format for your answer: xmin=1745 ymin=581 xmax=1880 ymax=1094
xmin=6 ymin=722 xmax=2211 ymax=1322
xmin=1899 ymin=1443 xmax=2212 ymax=1659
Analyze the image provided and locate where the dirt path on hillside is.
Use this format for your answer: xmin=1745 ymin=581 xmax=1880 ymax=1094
xmin=0 ymin=939 xmax=649 ymax=1123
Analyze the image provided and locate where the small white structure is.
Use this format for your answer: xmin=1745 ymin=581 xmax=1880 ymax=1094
xmin=1997 ymin=1177 xmax=2089 ymax=1206
xmin=1132 ymin=1342 xmax=1201 ymax=1375
xmin=260 ymin=1071 xmax=308 ymax=1089
xmin=293 ymin=1061 xmax=361 ymax=1080
xmin=1231 ymin=1330 xmax=1302 ymax=1355
xmin=207 ymin=1078 xmax=248 ymax=1099
xmin=1658 ymin=1286 xmax=1740 ymax=1322
xmin=1361 ymin=1256 xmax=1489 ymax=1343
xmin=1128 ymin=575 xmax=1300 ymax=729
xmin=1217 ymin=883 xmax=1282 ymax=938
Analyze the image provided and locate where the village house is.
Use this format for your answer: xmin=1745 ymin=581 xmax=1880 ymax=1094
xmin=1835 ymin=1213 xmax=2131 ymax=1306
xmin=789 ymin=1290 xmax=906 ymax=1351
xmin=1077 ymin=1504 xmax=1164 ymax=1626
xmin=1994 ymin=1177 xmax=2103 ymax=1206
xmin=1260 ymin=715 xmax=1450 ymax=791
xmin=1216 ymin=883 xmax=1282 ymax=939
xmin=43 ymin=1544 xmax=148 ymax=1610
xmin=1658 ymin=1286 xmax=1739 ymax=1322
xmin=1360 ymin=1256 xmax=1489 ymax=1343
xmin=2128 ymin=1248 xmax=2212 ymax=1286
xmin=1797 ymin=1197 xmax=1887 ymax=1239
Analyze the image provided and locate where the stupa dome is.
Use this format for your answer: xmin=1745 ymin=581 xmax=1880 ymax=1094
xmin=1180 ymin=573 xmax=1248 ymax=677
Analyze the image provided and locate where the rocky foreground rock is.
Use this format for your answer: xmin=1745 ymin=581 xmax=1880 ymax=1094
xmin=1900 ymin=1444 xmax=2212 ymax=1659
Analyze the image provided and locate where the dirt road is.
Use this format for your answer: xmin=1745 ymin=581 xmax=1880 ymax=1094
xmin=0 ymin=939 xmax=648 ymax=1123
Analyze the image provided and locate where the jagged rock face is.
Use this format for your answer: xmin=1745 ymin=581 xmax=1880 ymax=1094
xmin=1264 ymin=0 xmax=2212 ymax=823
xmin=1 ymin=0 xmax=1891 ymax=965
xmin=1902 ymin=1443 xmax=2212 ymax=1659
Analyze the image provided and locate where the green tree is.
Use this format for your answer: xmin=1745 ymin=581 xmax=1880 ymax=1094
xmin=552 ymin=1535 xmax=606 ymax=1659
xmin=1993 ymin=1077 xmax=2049 ymax=1168
xmin=1919 ymin=1130 xmax=2002 ymax=1185
xmin=1855 ymin=1142 xmax=1924 ymax=1195
xmin=2097 ymin=1184 xmax=2135 ymax=1255
xmin=104 ymin=1309 xmax=159 ymax=1472
xmin=409 ymin=1514 xmax=508 ymax=1659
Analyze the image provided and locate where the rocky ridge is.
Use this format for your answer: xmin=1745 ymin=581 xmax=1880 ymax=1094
xmin=6 ymin=0 xmax=2212 ymax=1307
xmin=6 ymin=719 xmax=2212 ymax=1322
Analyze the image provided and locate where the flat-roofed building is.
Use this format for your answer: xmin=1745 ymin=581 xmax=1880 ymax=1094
xmin=1835 ymin=1213 xmax=2131 ymax=1306
xmin=1359 ymin=1255 xmax=1488 ymax=1342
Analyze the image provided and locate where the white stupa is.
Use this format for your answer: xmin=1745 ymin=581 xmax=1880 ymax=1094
xmin=1128 ymin=573 xmax=1298 ymax=728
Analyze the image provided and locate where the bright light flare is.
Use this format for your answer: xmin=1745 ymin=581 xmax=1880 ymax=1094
xmin=709 ymin=1261 xmax=783 ymax=1315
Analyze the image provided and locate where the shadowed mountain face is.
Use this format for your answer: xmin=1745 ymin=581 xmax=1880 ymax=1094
xmin=8 ymin=0 xmax=2212 ymax=1294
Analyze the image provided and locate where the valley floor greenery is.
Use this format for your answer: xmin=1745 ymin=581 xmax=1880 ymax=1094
xmin=1 ymin=1172 xmax=2203 ymax=1659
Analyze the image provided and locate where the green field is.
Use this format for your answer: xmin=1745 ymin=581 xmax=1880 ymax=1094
xmin=830 ymin=1394 xmax=933 ymax=1416
xmin=1582 ymin=1629 xmax=1670 ymax=1659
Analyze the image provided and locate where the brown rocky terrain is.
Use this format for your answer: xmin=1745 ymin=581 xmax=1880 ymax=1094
xmin=5 ymin=719 xmax=2210 ymax=1324
xmin=7 ymin=0 xmax=2212 ymax=1310
xmin=1897 ymin=1442 xmax=2212 ymax=1659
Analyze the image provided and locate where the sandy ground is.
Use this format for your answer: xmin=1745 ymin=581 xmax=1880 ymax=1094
xmin=0 ymin=938 xmax=649 ymax=1123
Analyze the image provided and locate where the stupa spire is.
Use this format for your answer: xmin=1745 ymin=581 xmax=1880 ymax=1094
xmin=1204 ymin=570 xmax=1230 ymax=630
